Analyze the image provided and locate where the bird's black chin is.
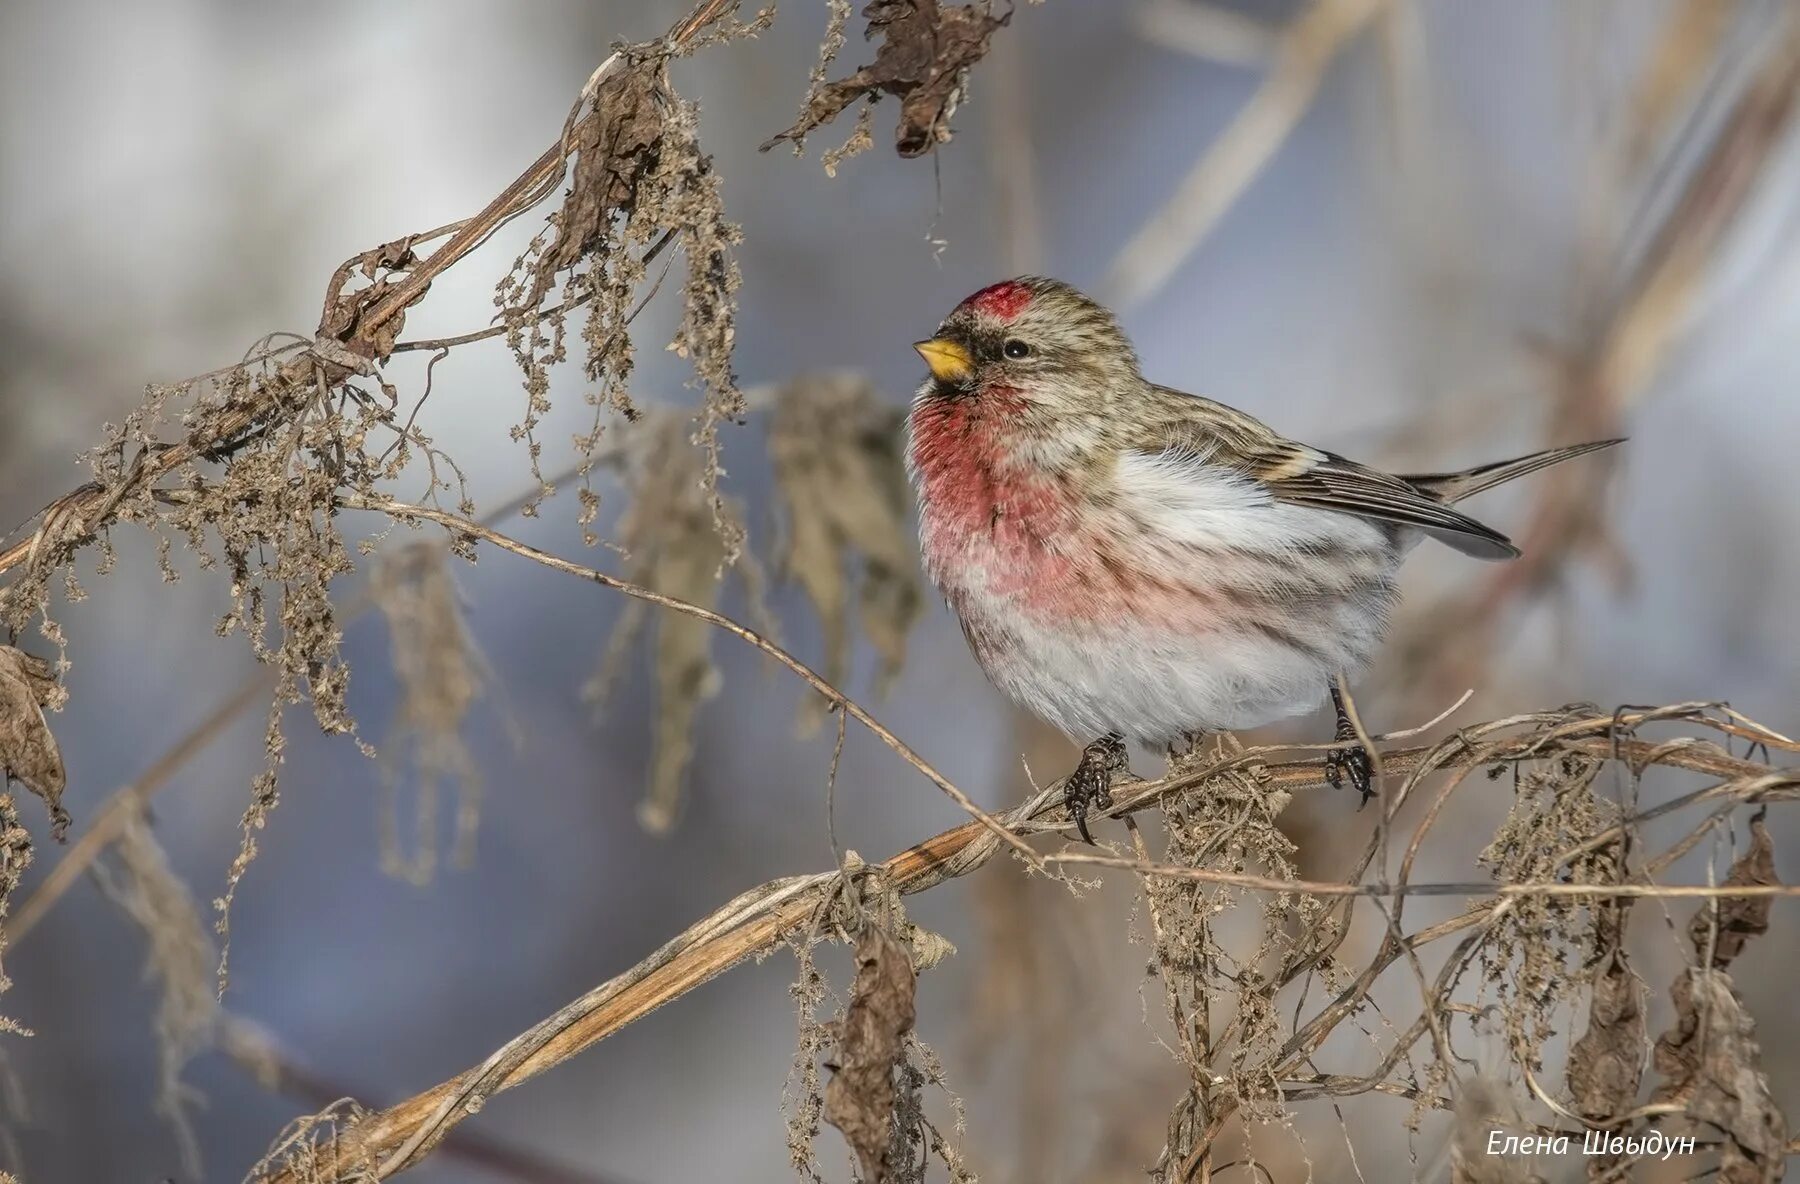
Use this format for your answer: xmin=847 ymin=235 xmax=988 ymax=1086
xmin=923 ymin=377 xmax=978 ymax=401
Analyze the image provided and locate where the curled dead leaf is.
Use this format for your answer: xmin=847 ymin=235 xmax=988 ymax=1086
xmin=764 ymin=0 xmax=1010 ymax=158
xmin=1565 ymin=947 xmax=1646 ymax=1123
xmin=1689 ymin=814 xmax=1779 ymax=969
xmin=1650 ymin=823 xmax=1787 ymax=1181
xmin=318 ymin=232 xmax=428 ymax=362
xmin=1652 ymin=970 xmax=1787 ymax=1182
xmin=530 ymin=58 xmax=671 ymax=312
xmin=823 ymin=927 xmax=917 ymax=1184
xmin=768 ymin=375 xmax=920 ymax=736
xmin=0 ymin=646 xmax=69 ymax=839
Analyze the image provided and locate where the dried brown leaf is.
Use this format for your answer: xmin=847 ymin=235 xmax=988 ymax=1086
xmin=824 ymin=927 xmax=917 ymax=1184
xmin=1652 ymin=970 xmax=1788 ymax=1182
xmin=319 ymin=233 xmax=426 ymax=361
xmin=1565 ymin=947 xmax=1646 ymax=1122
xmin=764 ymin=0 xmax=1010 ymax=158
xmin=769 ymin=376 xmax=920 ymax=736
xmin=1689 ymin=816 xmax=1779 ymax=969
xmin=0 ymin=647 xmax=69 ymax=839
xmin=530 ymin=61 xmax=671 ymax=313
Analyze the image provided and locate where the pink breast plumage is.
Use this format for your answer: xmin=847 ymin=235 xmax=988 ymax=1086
xmin=908 ymin=395 xmax=1079 ymax=596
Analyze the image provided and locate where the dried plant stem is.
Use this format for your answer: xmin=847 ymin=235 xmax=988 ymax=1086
xmin=217 ymin=1016 xmax=630 ymax=1184
xmin=1397 ymin=9 xmax=1800 ymax=705
xmin=249 ymin=700 xmax=1793 ymax=1182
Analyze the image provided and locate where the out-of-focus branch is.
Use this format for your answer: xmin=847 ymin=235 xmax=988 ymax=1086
xmin=1103 ymin=0 xmax=1387 ymax=310
xmin=1132 ymin=0 xmax=1279 ymax=67
xmin=1395 ymin=12 xmax=1800 ymax=705
xmin=6 ymin=674 xmax=268 ymax=948
xmin=246 ymin=699 xmax=1796 ymax=1181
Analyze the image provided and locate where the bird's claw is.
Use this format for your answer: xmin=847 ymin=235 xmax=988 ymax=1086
xmin=1324 ymin=725 xmax=1375 ymax=807
xmin=1065 ymin=732 xmax=1128 ymax=844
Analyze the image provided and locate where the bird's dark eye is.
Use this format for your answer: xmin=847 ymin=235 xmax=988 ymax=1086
xmin=1002 ymin=338 xmax=1032 ymax=359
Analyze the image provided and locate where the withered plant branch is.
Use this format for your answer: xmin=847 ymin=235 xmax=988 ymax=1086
xmin=248 ymin=700 xmax=1794 ymax=1182
xmin=388 ymin=229 xmax=680 ymax=356
xmin=1103 ymin=0 xmax=1388 ymax=310
xmin=0 ymin=0 xmax=745 ymax=587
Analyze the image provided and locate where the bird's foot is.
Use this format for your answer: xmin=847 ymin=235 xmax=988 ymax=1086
xmin=1065 ymin=732 xmax=1128 ymax=845
xmin=1324 ymin=740 xmax=1374 ymax=806
xmin=1324 ymin=713 xmax=1375 ymax=807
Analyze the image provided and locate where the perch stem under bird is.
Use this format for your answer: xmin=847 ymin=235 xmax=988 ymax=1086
xmin=906 ymin=276 xmax=1622 ymax=842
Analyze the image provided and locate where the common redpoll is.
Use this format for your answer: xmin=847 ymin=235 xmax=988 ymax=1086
xmin=906 ymin=276 xmax=1620 ymax=840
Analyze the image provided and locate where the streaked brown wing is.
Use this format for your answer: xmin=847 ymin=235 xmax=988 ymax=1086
xmin=1135 ymin=388 xmax=1519 ymax=559
xmin=1267 ymin=455 xmax=1518 ymax=559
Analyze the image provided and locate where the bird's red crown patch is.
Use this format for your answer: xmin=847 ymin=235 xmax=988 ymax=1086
xmin=961 ymin=281 xmax=1033 ymax=321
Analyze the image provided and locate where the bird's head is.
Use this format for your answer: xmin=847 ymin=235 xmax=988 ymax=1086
xmin=913 ymin=277 xmax=1141 ymax=416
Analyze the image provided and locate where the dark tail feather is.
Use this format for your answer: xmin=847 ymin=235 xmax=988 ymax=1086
xmin=1404 ymin=438 xmax=1624 ymax=504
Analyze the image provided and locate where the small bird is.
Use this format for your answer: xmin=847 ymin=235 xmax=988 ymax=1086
xmin=906 ymin=276 xmax=1621 ymax=842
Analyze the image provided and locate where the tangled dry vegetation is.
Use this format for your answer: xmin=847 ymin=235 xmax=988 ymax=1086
xmin=0 ymin=1 xmax=1796 ymax=1182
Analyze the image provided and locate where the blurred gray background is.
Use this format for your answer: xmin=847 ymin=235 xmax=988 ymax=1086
xmin=2 ymin=0 xmax=1798 ymax=1181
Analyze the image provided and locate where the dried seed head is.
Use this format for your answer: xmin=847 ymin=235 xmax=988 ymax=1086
xmin=584 ymin=413 xmax=762 ymax=833
xmin=372 ymin=543 xmax=487 ymax=883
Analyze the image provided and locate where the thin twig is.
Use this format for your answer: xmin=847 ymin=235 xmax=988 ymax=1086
xmin=342 ymin=494 xmax=1047 ymax=869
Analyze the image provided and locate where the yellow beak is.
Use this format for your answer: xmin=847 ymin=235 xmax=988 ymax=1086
xmin=914 ymin=338 xmax=974 ymax=384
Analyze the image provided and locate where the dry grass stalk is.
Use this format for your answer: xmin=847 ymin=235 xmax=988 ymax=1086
xmin=0 ymin=0 xmax=1032 ymax=1010
xmin=220 ymin=1014 xmax=633 ymax=1184
xmin=1390 ymin=8 xmax=1800 ymax=709
xmin=4 ymin=459 xmax=614 ymax=951
xmin=0 ymin=6 xmax=1791 ymax=1180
